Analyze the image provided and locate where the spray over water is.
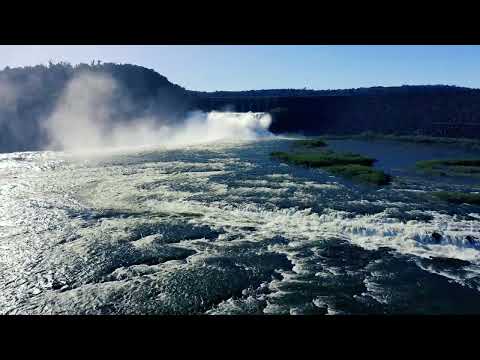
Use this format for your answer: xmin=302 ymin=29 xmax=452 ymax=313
xmin=43 ymin=72 xmax=272 ymax=154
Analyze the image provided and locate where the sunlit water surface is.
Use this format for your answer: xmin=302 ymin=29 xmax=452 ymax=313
xmin=1 ymin=138 xmax=480 ymax=314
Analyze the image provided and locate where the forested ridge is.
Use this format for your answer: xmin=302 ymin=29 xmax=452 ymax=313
xmin=1 ymin=62 xmax=480 ymax=152
xmin=0 ymin=62 xmax=192 ymax=152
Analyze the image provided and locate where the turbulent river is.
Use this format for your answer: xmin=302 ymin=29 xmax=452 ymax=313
xmin=2 ymin=138 xmax=480 ymax=314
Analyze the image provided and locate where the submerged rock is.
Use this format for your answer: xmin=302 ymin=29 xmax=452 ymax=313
xmin=431 ymin=232 xmax=443 ymax=243
xmin=428 ymin=256 xmax=471 ymax=268
xmin=466 ymin=235 xmax=478 ymax=245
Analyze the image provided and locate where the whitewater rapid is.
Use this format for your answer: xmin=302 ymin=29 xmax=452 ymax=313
xmin=1 ymin=138 xmax=480 ymax=314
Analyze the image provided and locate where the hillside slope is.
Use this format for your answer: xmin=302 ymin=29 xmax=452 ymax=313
xmin=0 ymin=62 xmax=193 ymax=152
xmin=1 ymin=62 xmax=480 ymax=152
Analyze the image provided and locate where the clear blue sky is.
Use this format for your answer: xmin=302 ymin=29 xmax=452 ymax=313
xmin=1 ymin=45 xmax=480 ymax=91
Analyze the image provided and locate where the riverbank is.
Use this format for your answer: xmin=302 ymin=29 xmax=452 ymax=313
xmin=320 ymin=132 xmax=480 ymax=151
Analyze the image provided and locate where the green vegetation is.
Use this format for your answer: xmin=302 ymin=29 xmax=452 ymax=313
xmin=292 ymin=139 xmax=327 ymax=148
xmin=432 ymin=191 xmax=480 ymax=205
xmin=271 ymin=148 xmax=391 ymax=185
xmin=327 ymin=164 xmax=392 ymax=185
xmin=417 ymin=159 xmax=480 ymax=168
xmin=416 ymin=159 xmax=480 ymax=177
xmin=271 ymin=150 xmax=375 ymax=167
xmin=321 ymin=132 xmax=480 ymax=151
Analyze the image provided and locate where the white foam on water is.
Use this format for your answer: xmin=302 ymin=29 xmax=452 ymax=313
xmin=3 ymin=139 xmax=480 ymax=314
xmin=71 ymin=154 xmax=480 ymax=265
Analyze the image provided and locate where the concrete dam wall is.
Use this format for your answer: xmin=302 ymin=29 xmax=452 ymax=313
xmin=192 ymin=93 xmax=480 ymax=138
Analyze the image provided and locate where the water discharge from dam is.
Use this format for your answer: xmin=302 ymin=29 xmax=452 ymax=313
xmin=42 ymin=72 xmax=273 ymax=154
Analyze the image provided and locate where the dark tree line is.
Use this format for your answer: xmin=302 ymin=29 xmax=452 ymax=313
xmin=192 ymin=85 xmax=478 ymax=98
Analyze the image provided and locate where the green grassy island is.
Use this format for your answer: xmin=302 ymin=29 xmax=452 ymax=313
xmin=271 ymin=141 xmax=392 ymax=186
xmin=291 ymin=139 xmax=328 ymax=148
xmin=321 ymin=132 xmax=480 ymax=151
xmin=416 ymin=159 xmax=480 ymax=178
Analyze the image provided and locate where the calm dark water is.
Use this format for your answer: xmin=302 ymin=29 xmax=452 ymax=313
xmin=1 ymin=138 xmax=480 ymax=314
xmin=328 ymin=139 xmax=480 ymax=170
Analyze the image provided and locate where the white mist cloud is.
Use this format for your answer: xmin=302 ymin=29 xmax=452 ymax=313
xmin=43 ymin=72 xmax=272 ymax=153
xmin=158 ymin=111 xmax=273 ymax=147
xmin=0 ymin=78 xmax=19 ymax=115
